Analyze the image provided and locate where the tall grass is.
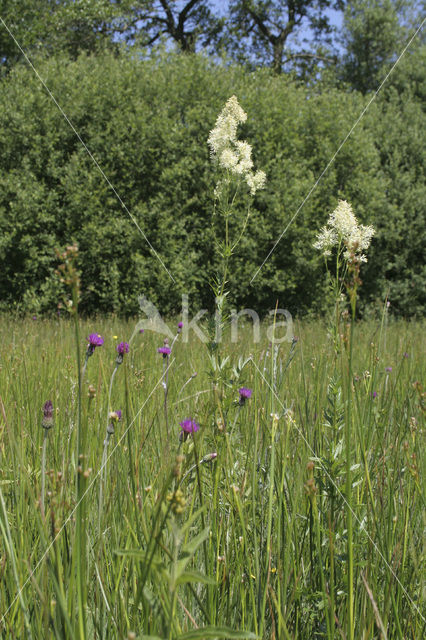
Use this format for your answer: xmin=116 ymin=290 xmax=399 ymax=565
xmin=0 ymin=313 xmax=423 ymax=639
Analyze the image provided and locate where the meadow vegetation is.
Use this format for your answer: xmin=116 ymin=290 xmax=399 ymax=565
xmin=0 ymin=50 xmax=424 ymax=639
xmin=0 ymin=311 xmax=424 ymax=638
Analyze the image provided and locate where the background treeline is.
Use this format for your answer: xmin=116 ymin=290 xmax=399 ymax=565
xmin=0 ymin=1 xmax=424 ymax=317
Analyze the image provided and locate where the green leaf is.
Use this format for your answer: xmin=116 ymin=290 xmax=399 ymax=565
xmin=178 ymin=505 xmax=207 ymax=537
xmin=175 ymin=570 xmax=216 ymax=586
xmin=176 ymin=527 xmax=210 ymax=576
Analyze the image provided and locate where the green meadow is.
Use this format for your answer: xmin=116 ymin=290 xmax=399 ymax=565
xmin=0 ymin=314 xmax=424 ymax=639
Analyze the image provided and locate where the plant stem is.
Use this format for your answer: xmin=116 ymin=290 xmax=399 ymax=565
xmin=40 ymin=429 xmax=48 ymax=519
xmin=73 ymin=303 xmax=86 ymax=640
xmin=346 ymin=289 xmax=356 ymax=640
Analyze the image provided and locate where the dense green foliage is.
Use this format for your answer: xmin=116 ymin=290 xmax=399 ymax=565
xmin=0 ymin=48 xmax=424 ymax=317
xmin=0 ymin=316 xmax=424 ymax=637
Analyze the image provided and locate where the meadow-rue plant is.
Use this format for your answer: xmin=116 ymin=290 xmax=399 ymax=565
xmin=207 ymin=95 xmax=266 ymax=196
xmin=314 ymin=199 xmax=375 ymax=263
xmin=207 ymin=97 xmax=266 ymax=397
xmin=314 ymin=200 xmax=376 ymax=639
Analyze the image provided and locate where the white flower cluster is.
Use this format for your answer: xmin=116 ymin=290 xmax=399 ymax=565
xmin=314 ymin=200 xmax=375 ymax=263
xmin=208 ymin=95 xmax=266 ymax=195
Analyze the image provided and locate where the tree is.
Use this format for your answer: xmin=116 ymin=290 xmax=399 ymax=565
xmin=0 ymin=0 xmax=120 ymax=70
xmin=227 ymin=0 xmax=344 ymax=74
xmin=115 ymin=0 xmax=224 ymax=53
xmin=339 ymin=0 xmax=424 ymax=93
xmin=0 ymin=1 xmax=224 ymax=70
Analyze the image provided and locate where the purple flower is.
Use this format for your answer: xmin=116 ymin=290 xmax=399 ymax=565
xmin=115 ymin=342 xmax=129 ymax=365
xmin=372 ymin=391 xmax=378 ymax=399
xmin=385 ymin=366 xmax=392 ymax=373
xmin=238 ymin=387 xmax=252 ymax=405
xmin=179 ymin=418 xmax=200 ymax=439
xmin=178 ymin=321 xmax=183 ymax=328
xmin=87 ymin=333 xmax=104 ymax=357
xmin=139 ymin=328 xmax=144 ymax=334
xmin=157 ymin=347 xmax=171 ymax=357
xmin=116 ymin=342 xmax=129 ymax=355
xmin=42 ymin=400 xmax=54 ymax=429
xmin=403 ymin=352 xmax=409 ymax=358
xmin=32 ymin=315 xmax=37 ymax=321
xmin=88 ymin=333 xmax=104 ymax=347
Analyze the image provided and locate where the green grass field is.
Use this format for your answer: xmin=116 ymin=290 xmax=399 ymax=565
xmin=0 ymin=314 xmax=424 ymax=639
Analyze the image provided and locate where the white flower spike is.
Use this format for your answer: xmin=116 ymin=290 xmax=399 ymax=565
xmin=314 ymin=200 xmax=375 ymax=263
xmin=208 ymin=95 xmax=266 ymax=195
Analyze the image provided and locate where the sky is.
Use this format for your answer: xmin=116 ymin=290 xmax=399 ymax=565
xmin=209 ymin=0 xmax=344 ymax=53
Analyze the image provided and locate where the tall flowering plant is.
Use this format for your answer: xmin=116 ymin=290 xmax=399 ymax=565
xmin=314 ymin=200 xmax=375 ymax=353
xmin=206 ymin=96 xmax=265 ymax=393
xmin=314 ymin=199 xmax=375 ymax=640
xmin=207 ymin=96 xmax=266 ymax=310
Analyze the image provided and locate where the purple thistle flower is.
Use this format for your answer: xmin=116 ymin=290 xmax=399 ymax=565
xmin=88 ymin=333 xmax=104 ymax=347
xmin=179 ymin=418 xmax=200 ymax=441
xmin=238 ymin=387 xmax=252 ymax=405
xmin=116 ymin=342 xmax=129 ymax=355
xmin=139 ymin=328 xmax=144 ymax=334
xmin=157 ymin=346 xmax=171 ymax=357
xmin=32 ymin=315 xmax=37 ymax=321
xmin=372 ymin=391 xmax=378 ymax=399
xmin=178 ymin=321 xmax=183 ymax=329
xmin=42 ymin=400 xmax=54 ymax=429
xmin=403 ymin=352 xmax=409 ymax=358
xmin=87 ymin=333 xmax=104 ymax=357
xmin=385 ymin=366 xmax=392 ymax=373
xmin=115 ymin=342 xmax=129 ymax=365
